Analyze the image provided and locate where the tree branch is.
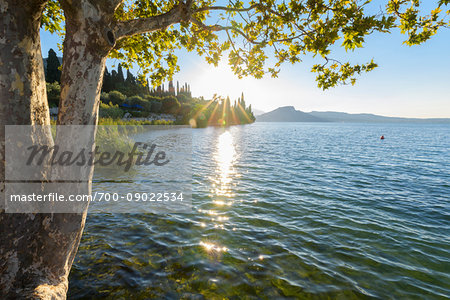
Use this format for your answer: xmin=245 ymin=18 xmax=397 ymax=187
xmin=194 ymin=4 xmax=261 ymax=14
xmin=190 ymin=16 xmax=309 ymax=46
xmin=114 ymin=1 xmax=192 ymax=40
xmin=103 ymin=0 xmax=124 ymax=14
xmin=190 ymin=17 xmax=263 ymax=45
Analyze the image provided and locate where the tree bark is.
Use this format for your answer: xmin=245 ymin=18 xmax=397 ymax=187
xmin=58 ymin=0 xmax=115 ymax=125
xmin=1 ymin=0 xmax=115 ymax=297
xmin=0 ymin=1 xmax=88 ymax=299
xmin=0 ymin=0 xmax=60 ymax=298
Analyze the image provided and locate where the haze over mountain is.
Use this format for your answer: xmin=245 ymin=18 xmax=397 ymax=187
xmin=256 ymin=106 xmax=324 ymax=122
xmin=252 ymin=108 xmax=266 ymax=116
xmin=256 ymin=106 xmax=450 ymax=123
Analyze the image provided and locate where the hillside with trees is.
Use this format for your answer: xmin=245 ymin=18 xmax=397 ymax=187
xmin=44 ymin=49 xmax=255 ymax=126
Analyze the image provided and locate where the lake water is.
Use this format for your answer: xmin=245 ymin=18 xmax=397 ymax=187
xmin=68 ymin=122 xmax=450 ymax=299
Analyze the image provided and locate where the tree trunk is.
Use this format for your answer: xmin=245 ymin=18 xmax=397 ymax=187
xmin=0 ymin=0 xmax=65 ymax=298
xmin=0 ymin=1 xmax=92 ymax=298
xmin=43 ymin=0 xmax=114 ymax=298
xmin=1 ymin=0 xmax=115 ymax=298
xmin=58 ymin=0 xmax=114 ymax=126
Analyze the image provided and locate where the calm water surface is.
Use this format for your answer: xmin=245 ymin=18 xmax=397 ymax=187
xmin=68 ymin=123 xmax=450 ymax=299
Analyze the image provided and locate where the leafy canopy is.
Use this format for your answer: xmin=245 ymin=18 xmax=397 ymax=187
xmin=41 ymin=0 xmax=449 ymax=90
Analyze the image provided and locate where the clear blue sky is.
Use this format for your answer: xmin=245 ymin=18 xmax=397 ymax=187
xmin=40 ymin=2 xmax=450 ymax=118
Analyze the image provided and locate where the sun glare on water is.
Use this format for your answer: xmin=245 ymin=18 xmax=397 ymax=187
xmin=215 ymin=131 xmax=236 ymax=195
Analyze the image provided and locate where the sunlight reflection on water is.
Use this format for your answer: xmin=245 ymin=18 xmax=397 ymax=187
xmin=214 ymin=131 xmax=236 ymax=197
xmin=200 ymin=130 xmax=238 ymax=253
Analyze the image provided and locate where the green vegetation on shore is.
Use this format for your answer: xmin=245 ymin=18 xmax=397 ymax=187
xmin=45 ymin=50 xmax=255 ymax=127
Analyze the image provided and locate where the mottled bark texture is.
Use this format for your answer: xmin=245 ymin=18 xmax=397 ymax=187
xmin=0 ymin=0 xmax=118 ymax=297
xmin=0 ymin=1 xmax=86 ymax=299
xmin=58 ymin=1 xmax=114 ymax=125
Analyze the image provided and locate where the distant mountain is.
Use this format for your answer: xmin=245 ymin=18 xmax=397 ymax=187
xmin=256 ymin=106 xmax=325 ymax=122
xmin=256 ymin=107 xmax=450 ymax=123
xmin=252 ymin=108 xmax=265 ymax=116
xmin=309 ymin=111 xmax=450 ymax=123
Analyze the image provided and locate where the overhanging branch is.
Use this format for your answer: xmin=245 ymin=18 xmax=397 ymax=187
xmin=114 ymin=1 xmax=192 ymax=40
xmin=190 ymin=17 xmax=309 ymax=46
xmin=190 ymin=17 xmax=263 ymax=45
xmin=194 ymin=4 xmax=261 ymax=13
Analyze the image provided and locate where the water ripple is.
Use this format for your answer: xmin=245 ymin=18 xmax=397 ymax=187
xmin=69 ymin=123 xmax=450 ymax=299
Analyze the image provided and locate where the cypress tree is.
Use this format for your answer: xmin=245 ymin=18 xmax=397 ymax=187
xmin=125 ymin=69 xmax=135 ymax=85
xmin=225 ymin=96 xmax=231 ymax=125
xmin=111 ymin=70 xmax=118 ymax=88
xmin=117 ymin=64 xmax=125 ymax=83
xmin=102 ymin=67 xmax=113 ymax=92
xmin=46 ymin=48 xmax=61 ymax=83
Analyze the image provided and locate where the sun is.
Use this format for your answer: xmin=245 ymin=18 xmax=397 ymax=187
xmin=189 ymin=59 xmax=244 ymax=99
